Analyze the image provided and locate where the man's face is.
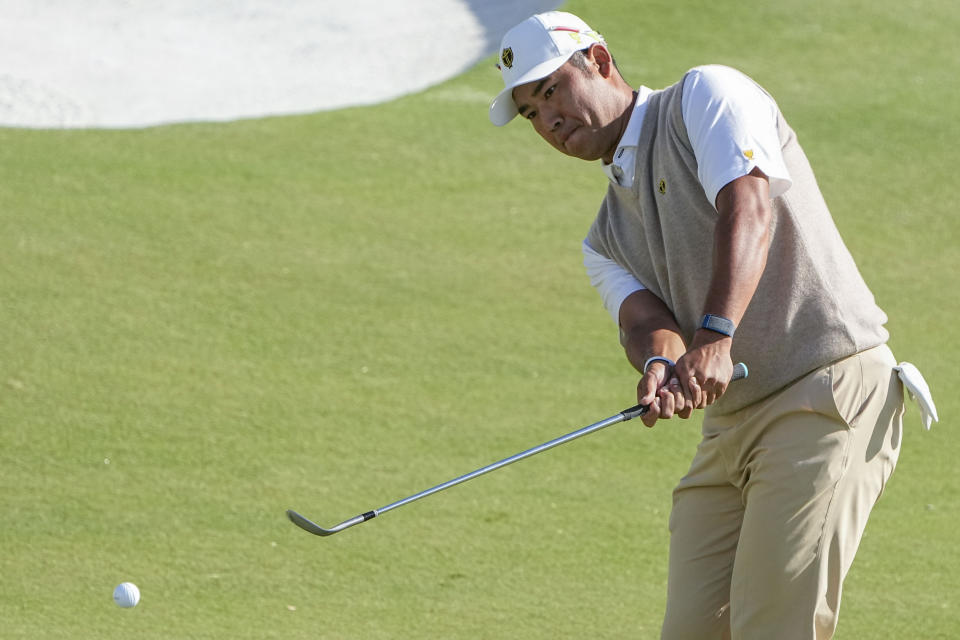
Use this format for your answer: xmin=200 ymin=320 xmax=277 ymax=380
xmin=511 ymin=53 xmax=623 ymax=163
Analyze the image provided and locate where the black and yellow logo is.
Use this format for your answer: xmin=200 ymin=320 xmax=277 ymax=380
xmin=501 ymin=47 xmax=514 ymax=69
xmin=658 ymin=179 xmax=667 ymax=194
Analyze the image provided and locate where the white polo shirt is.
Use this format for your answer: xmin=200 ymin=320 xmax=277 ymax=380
xmin=584 ymin=65 xmax=793 ymax=323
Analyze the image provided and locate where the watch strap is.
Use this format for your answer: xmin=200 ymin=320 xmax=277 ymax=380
xmin=643 ymin=356 xmax=676 ymax=373
xmin=700 ymin=314 xmax=736 ymax=337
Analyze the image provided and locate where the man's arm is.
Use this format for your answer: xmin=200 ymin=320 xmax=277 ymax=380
xmin=674 ymin=166 xmax=772 ymax=406
xmin=619 ymin=289 xmax=692 ymax=427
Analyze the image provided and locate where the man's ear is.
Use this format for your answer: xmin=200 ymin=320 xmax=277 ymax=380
xmin=587 ymin=43 xmax=615 ymax=78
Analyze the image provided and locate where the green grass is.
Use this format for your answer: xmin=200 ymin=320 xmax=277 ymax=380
xmin=1 ymin=0 xmax=957 ymax=637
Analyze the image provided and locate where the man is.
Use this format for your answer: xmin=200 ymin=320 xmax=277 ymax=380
xmin=488 ymin=11 xmax=937 ymax=640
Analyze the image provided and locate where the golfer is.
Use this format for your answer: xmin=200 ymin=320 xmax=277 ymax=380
xmin=489 ymin=11 xmax=936 ymax=639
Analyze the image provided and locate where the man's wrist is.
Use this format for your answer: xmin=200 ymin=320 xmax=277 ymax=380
xmin=643 ymin=356 xmax=675 ymax=376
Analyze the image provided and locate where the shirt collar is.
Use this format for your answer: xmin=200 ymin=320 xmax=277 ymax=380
xmin=601 ymin=86 xmax=652 ymax=184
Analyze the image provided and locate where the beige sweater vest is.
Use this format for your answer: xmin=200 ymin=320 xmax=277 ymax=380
xmin=585 ymin=73 xmax=888 ymax=415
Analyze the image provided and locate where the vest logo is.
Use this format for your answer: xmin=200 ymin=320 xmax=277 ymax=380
xmin=743 ymin=149 xmax=754 ymax=159
xmin=501 ymin=47 xmax=514 ymax=69
xmin=658 ymin=179 xmax=667 ymax=194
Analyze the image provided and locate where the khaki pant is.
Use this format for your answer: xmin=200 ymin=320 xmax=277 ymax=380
xmin=661 ymin=345 xmax=904 ymax=640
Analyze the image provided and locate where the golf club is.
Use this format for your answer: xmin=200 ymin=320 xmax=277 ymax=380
xmin=287 ymin=362 xmax=748 ymax=537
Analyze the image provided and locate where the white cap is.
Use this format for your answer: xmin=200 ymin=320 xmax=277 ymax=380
xmin=489 ymin=12 xmax=604 ymax=126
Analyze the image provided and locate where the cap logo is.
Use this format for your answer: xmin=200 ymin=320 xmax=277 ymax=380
xmin=550 ymin=27 xmax=603 ymax=46
xmin=501 ymin=47 xmax=514 ymax=70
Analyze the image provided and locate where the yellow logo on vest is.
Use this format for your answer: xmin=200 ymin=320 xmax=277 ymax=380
xmin=501 ymin=47 xmax=514 ymax=69
xmin=658 ymin=179 xmax=667 ymax=194
xmin=743 ymin=149 xmax=754 ymax=159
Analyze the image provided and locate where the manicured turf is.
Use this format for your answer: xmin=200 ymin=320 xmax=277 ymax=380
xmin=1 ymin=1 xmax=956 ymax=637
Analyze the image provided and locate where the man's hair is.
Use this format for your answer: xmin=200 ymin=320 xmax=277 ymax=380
xmin=569 ymin=49 xmax=593 ymax=72
xmin=569 ymin=47 xmax=621 ymax=77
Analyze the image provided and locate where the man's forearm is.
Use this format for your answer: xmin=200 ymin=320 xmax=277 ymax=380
xmin=701 ymin=168 xmax=772 ymax=329
xmin=623 ymin=326 xmax=687 ymax=375
xmin=618 ymin=289 xmax=688 ymax=375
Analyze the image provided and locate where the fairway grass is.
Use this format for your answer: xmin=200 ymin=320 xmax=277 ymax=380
xmin=1 ymin=1 xmax=957 ymax=638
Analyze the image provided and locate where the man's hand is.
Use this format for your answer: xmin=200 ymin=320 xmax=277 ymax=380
xmin=674 ymin=330 xmax=735 ymax=409
xmin=636 ymin=361 xmax=694 ymax=427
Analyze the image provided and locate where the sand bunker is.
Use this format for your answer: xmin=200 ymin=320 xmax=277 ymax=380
xmin=0 ymin=0 xmax=562 ymax=128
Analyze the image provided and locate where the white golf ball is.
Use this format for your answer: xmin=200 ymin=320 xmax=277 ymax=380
xmin=113 ymin=582 xmax=140 ymax=608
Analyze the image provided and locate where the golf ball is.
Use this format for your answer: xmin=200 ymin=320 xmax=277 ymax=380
xmin=113 ymin=582 xmax=140 ymax=608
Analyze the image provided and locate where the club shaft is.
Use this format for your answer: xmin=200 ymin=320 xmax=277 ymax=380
xmin=287 ymin=361 xmax=747 ymax=537
xmin=374 ymin=362 xmax=746 ymax=516
xmin=376 ymin=411 xmax=633 ymax=517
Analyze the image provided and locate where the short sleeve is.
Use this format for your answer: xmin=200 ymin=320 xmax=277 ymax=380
xmin=681 ymin=65 xmax=792 ymax=207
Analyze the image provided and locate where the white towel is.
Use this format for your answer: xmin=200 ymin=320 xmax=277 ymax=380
xmin=895 ymin=362 xmax=939 ymax=430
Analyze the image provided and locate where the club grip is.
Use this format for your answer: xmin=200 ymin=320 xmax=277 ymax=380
xmin=731 ymin=362 xmax=748 ymax=381
xmin=620 ymin=362 xmax=748 ymax=420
